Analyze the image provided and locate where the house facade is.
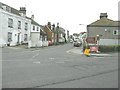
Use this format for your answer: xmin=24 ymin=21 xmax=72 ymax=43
xmin=43 ymin=23 xmax=54 ymax=43
xmin=0 ymin=2 xmax=31 ymax=47
xmin=87 ymin=13 xmax=120 ymax=45
xmin=65 ymin=30 xmax=70 ymax=42
xmin=28 ymin=15 xmax=43 ymax=48
xmin=40 ymin=25 xmax=48 ymax=46
xmin=58 ymin=27 xmax=66 ymax=43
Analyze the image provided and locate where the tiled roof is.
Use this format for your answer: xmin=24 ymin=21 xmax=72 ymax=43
xmin=88 ymin=17 xmax=119 ymax=27
xmin=59 ymin=27 xmax=65 ymax=34
xmin=40 ymin=25 xmax=47 ymax=34
xmin=0 ymin=2 xmax=21 ymax=16
xmin=25 ymin=17 xmax=39 ymax=26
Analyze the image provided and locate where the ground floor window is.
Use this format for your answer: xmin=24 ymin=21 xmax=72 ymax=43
xmin=113 ymin=30 xmax=118 ymax=35
xmin=24 ymin=34 xmax=27 ymax=41
xmin=8 ymin=32 xmax=12 ymax=42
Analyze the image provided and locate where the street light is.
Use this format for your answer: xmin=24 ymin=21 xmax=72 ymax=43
xmin=96 ymin=34 xmax=102 ymax=53
xmin=79 ymin=24 xmax=87 ymax=52
xmin=56 ymin=23 xmax=59 ymax=43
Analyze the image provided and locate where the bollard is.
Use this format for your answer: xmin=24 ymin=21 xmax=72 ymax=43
xmin=84 ymin=49 xmax=90 ymax=57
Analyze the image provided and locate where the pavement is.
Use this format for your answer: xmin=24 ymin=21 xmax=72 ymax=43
xmin=66 ymin=46 xmax=118 ymax=57
xmin=2 ymin=44 xmax=118 ymax=57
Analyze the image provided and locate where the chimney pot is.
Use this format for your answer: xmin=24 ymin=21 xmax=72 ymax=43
xmin=100 ymin=13 xmax=108 ymax=19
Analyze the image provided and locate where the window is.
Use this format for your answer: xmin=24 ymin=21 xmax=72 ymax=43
xmin=18 ymin=21 xmax=21 ymax=29
xmin=37 ymin=27 xmax=39 ymax=31
xmin=8 ymin=18 xmax=13 ymax=28
xmin=8 ymin=32 xmax=12 ymax=42
xmin=113 ymin=30 xmax=118 ymax=35
xmin=25 ymin=23 xmax=28 ymax=30
xmin=24 ymin=34 xmax=27 ymax=41
xmin=33 ymin=26 xmax=35 ymax=30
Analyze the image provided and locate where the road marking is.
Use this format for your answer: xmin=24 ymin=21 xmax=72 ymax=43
xmin=55 ymin=61 xmax=65 ymax=63
xmin=30 ymin=53 xmax=39 ymax=60
xmin=49 ymin=58 xmax=55 ymax=60
xmin=33 ymin=61 xmax=41 ymax=64
xmin=66 ymin=48 xmax=75 ymax=53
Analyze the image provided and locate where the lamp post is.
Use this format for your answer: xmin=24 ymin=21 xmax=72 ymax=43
xmin=52 ymin=24 xmax=55 ymax=44
xmin=56 ymin=23 xmax=59 ymax=43
xmin=96 ymin=34 xmax=102 ymax=53
xmin=79 ymin=24 xmax=87 ymax=51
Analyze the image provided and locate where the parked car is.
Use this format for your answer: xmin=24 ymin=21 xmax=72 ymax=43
xmin=73 ymin=39 xmax=82 ymax=47
xmin=48 ymin=40 xmax=53 ymax=46
xmin=70 ymin=39 xmax=73 ymax=43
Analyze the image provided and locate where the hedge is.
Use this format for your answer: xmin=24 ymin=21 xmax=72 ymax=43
xmin=83 ymin=45 xmax=120 ymax=53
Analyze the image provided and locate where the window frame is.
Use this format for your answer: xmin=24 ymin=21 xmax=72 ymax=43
xmin=33 ymin=26 xmax=35 ymax=30
xmin=24 ymin=34 xmax=27 ymax=41
xmin=8 ymin=18 xmax=13 ymax=28
xmin=8 ymin=32 xmax=12 ymax=42
xmin=18 ymin=21 xmax=21 ymax=29
xmin=37 ymin=26 xmax=39 ymax=31
xmin=25 ymin=22 xmax=28 ymax=30
xmin=113 ymin=30 xmax=118 ymax=35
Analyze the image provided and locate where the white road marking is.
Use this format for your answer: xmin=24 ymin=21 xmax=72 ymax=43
xmin=55 ymin=61 xmax=65 ymax=63
xmin=30 ymin=53 xmax=39 ymax=60
xmin=33 ymin=61 xmax=41 ymax=64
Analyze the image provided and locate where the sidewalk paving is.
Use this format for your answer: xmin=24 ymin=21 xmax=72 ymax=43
xmin=67 ymin=47 xmax=118 ymax=57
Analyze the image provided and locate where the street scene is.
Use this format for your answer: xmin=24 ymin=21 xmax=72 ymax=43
xmin=1 ymin=43 xmax=118 ymax=88
xmin=0 ymin=0 xmax=119 ymax=89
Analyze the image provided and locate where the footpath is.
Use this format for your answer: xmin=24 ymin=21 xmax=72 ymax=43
xmin=67 ymin=47 xmax=118 ymax=57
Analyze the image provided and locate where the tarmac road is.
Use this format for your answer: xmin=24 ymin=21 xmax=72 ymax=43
xmin=1 ymin=43 xmax=118 ymax=88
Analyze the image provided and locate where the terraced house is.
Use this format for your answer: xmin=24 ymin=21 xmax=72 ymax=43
xmin=0 ymin=2 xmax=31 ymax=47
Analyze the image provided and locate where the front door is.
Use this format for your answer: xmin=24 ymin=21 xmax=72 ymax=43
xmin=17 ymin=33 xmax=20 ymax=44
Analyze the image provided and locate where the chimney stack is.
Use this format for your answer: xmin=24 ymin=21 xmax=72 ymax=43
xmin=47 ymin=22 xmax=51 ymax=29
xmin=31 ymin=14 xmax=34 ymax=20
xmin=19 ymin=7 xmax=26 ymax=15
xmin=100 ymin=13 xmax=108 ymax=19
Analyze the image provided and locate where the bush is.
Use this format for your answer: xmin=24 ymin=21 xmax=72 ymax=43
xmin=99 ymin=45 xmax=120 ymax=53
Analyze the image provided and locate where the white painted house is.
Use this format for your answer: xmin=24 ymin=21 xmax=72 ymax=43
xmin=0 ymin=2 xmax=31 ymax=47
xmin=28 ymin=15 xmax=42 ymax=48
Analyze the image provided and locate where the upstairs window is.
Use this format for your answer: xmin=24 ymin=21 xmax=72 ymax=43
xmin=37 ymin=27 xmax=39 ymax=31
xmin=113 ymin=30 xmax=118 ymax=35
xmin=18 ymin=21 xmax=21 ymax=29
xmin=25 ymin=23 xmax=28 ymax=30
xmin=8 ymin=18 xmax=13 ymax=28
xmin=33 ymin=26 xmax=35 ymax=30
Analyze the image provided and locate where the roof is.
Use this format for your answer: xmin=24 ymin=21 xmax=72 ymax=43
xmin=40 ymin=25 xmax=47 ymax=35
xmin=26 ymin=17 xmax=41 ymax=26
xmin=59 ymin=27 xmax=65 ymax=34
xmin=87 ymin=17 xmax=120 ymax=27
xmin=45 ymin=25 xmax=52 ymax=32
xmin=0 ymin=2 xmax=21 ymax=16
